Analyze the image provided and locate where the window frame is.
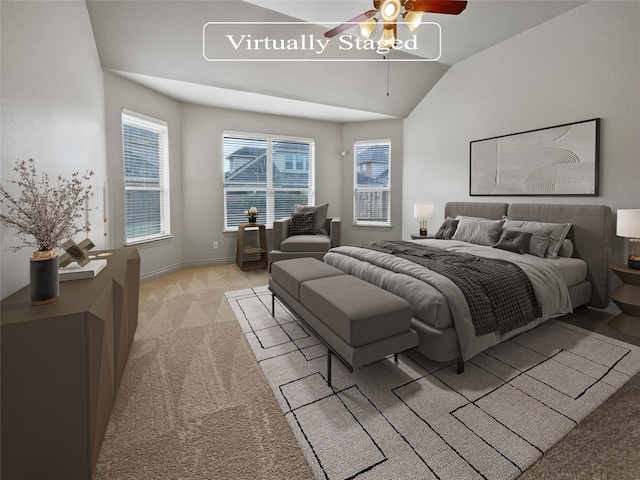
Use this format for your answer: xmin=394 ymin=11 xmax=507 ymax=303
xmin=222 ymin=130 xmax=315 ymax=231
xmin=121 ymin=109 xmax=171 ymax=246
xmin=353 ymin=139 xmax=391 ymax=227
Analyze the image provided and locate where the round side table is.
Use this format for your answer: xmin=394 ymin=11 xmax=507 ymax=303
xmin=608 ymin=263 xmax=640 ymax=337
xmin=410 ymin=234 xmax=434 ymax=240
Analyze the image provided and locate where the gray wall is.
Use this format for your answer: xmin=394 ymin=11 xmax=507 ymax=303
xmin=91 ymin=74 xmax=346 ymax=281
xmin=180 ymin=103 xmax=344 ymax=269
xmin=1 ymin=1 xmax=107 ymax=299
xmin=100 ymin=73 xmax=346 ymax=279
xmin=342 ymin=120 xmax=405 ymax=245
xmin=103 ymin=72 xmax=184 ymax=280
xmin=5 ymin=0 xmax=638 ymax=296
xmin=403 ymin=1 xmax=640 ymax=263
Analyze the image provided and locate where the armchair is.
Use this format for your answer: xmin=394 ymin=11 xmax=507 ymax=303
xmin=269 ymin=216 xmax=341 ymax=268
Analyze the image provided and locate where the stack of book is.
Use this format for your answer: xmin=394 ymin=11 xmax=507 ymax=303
xmin=59 ymin=259 xmax=107 ymax=281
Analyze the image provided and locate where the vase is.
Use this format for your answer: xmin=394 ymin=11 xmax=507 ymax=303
xmin=30 ymin=250 xmax=59 ymax=305
xmin=248 ymin=217 xmax=257 ymax=223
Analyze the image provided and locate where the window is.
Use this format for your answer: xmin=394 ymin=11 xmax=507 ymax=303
xmin=354 ymin=140 xmax=391 ymax=226
xmin=122 ymin=109 xmax=170 ymax=244
xmin=223 ymin=132 xmax=314 ymax=230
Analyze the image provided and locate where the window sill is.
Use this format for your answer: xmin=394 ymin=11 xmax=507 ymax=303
xmin=352 ymin=223 xmax=393 ymax=230
xmin=126 ymin=235 xmax=173 ymax=249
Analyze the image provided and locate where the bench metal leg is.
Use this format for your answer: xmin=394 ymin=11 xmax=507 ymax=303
xmin=394 ymin=353 xmax=398 ymax=363
xmin=271 ymin=293 xmax=275 ymax=317
xmin=270 ymin=287 xmax=354 ymax=388
xmin=457 ymin=357 xmax=464 ymax=374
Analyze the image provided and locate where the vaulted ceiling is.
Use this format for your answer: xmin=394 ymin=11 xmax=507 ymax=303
xmin=86 ymin=0 xmax=585 ymax=122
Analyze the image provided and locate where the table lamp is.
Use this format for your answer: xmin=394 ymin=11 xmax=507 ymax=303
xmin=617 ymin=209 xmax=640 ymax=269
xmin=414 ymin=203 xmax=434 ymax=236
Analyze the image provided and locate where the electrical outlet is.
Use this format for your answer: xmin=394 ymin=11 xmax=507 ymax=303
xmin=213 ymin=241 xmax=219 ymax=249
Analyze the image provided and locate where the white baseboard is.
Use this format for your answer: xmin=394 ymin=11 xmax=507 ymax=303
xmin=140 ymin=257 xmax=236 ymax=283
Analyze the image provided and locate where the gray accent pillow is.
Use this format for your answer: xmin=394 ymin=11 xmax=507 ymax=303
xmin=503 ymin=227 xmax=552 ymax=257
xmin=493 ymin=229 xmax=532 ymax=254
xmin=289 ymin=211 xmax=317 ymax=236
xmin=502 ymin=218 xmax=572 ymax=258
xmin=294 ymin=203 xmax=328 ymax=234
xmin=435 ymin=218 xmax=459 ymax=240
xmin=451 ymin=216 xmax=504 ymax=246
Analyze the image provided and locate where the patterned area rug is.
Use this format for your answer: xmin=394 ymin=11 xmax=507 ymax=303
xmin=226 ymin=286 xmax=640 ymax=480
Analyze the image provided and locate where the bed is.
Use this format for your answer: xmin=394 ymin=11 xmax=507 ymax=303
xmin=324 ymin=202 xmax=612 ymax=368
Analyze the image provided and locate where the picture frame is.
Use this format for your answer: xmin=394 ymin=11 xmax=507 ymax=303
xmin=470 ymin=118 xmax=600 ymax=196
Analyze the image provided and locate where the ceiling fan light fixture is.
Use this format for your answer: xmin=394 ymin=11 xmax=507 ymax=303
xmin=379 ymin=24 xmax=396 ymax=48
xmin=360 ymin=17 xmax=377 ymax=38
xmin=404 ymin=11 xmax=423 ymax=32
xmin=380 ymin=0 xmax=401 ymax=21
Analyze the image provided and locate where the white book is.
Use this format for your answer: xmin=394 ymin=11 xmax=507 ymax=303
xmin=59 ymin=259 xmax=108 ymax=281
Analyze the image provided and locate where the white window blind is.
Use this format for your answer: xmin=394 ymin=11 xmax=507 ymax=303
xmin=223 ymin=132 xmax=314 ymax=230
xmin=354 ymin=140 xmax=391 ymax=226
xmin=122 ymin=109 xmax=170 ymax=244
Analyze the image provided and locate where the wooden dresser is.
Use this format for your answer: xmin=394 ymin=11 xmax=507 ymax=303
xmin=1 ymin=248 xmax=140 ymax=480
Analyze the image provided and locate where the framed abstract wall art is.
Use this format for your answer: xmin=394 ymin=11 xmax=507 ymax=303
xmin=470 ymin=118 xmax=600 ymax=196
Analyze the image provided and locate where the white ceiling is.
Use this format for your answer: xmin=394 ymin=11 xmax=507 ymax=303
xmin=244 ymin=0 xmax=585 ymax=64
xmin=87 ymin=0 xmax=586 ymax=122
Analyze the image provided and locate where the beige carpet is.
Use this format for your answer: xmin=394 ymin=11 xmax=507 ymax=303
xmin=94 ymin=264 xmax=640 ymax=479
xmin=228 ymin=286 xmax=640 ymax=479
xmin=93 ymin=265 xmax=313 ymax=480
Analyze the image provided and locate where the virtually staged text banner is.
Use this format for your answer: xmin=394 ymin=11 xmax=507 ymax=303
xmin=203 ymin=22 xmax=442 ymax=61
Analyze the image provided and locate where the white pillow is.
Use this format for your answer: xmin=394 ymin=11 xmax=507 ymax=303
xmin=502 ymin=218 xmax=572 ymax=258
xmin=452 ymin=216 xmax=504 ymax=246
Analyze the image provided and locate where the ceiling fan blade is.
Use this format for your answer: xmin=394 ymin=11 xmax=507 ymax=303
xmin=324 ymin=10 xmax=378 ymax=38
xmin=405 ymin=0 xmax=467 ymax=15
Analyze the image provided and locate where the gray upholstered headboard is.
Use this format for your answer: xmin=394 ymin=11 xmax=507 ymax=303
xmin=444 ymin=202 xmax=613 ymax=308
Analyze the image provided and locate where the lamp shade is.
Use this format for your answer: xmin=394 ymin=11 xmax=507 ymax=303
xmin=359 ymin=18 xmax=377 ymax=38
xmin=380 ymin=0 xmax=401 ymax=21
xmin=404 ymin=11 xmax=423 ymax=31
xmin=414 ymin=203 xmax=434 ymax=219
xmin=617 ymin=209 xmax=640 ymax=238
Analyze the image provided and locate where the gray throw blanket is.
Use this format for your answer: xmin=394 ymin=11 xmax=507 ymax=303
xmin=360 ymin=240 xmax=542 ymax=336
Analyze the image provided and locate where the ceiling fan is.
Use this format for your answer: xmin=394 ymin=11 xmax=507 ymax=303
xmin=324 ymin=0 xmax=467 ymax=48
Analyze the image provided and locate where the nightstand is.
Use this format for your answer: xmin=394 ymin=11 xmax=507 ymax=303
xmin=236 ymin=223 xmax=268 ymax=270
xmin=410 ymin=234 xmax=434 ymax=240
xmin=608 ymin=264 xmax=640 ymax=337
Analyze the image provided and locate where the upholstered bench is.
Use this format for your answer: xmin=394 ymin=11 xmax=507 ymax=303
xmin=269 ymin=258 xmax=418 ymax=386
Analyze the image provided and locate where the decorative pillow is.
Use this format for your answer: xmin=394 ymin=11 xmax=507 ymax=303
xmin=493 ymin=229 xmax=532 ymax=254
xmin=435 ymin=218 xmax=459 ymax=240
xmin=502 ymin=218 xmax=572 ymax=258
xmin=289 ymin=211 xmax=317 ymax=236
xmin=294 ymin=203 xmax=328 ymax=234
xmin=504 ymin=227 xmax=552 ymax=257
xmin=451 ymin=216 xmax=504 ymax=246
xmin=558 ymin=239 xmax=574 ymax=258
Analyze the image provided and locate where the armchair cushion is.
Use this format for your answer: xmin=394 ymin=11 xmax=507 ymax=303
xmin=281 ymin=234 xmax=331 ymax=253
xmin=294 ymin=203 xmax=328 ymax=234
xmin=290 ymin=211 xmax=317 ymax=236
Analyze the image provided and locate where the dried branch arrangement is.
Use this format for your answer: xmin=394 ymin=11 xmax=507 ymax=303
xmin=0 ymin=158 xmax=94 ymax=252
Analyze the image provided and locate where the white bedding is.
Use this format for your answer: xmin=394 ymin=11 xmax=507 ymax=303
xmin=324 ymin=239 xmax=583 ymax=361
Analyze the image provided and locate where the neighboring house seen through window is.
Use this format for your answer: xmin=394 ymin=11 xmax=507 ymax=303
xmin=122 ymin=109 xmax=170 ymax=244
xmin=223 ymin=132 xmax=314 ymax=230
xmin=354 ymin=140 xmax=391 ymax=226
